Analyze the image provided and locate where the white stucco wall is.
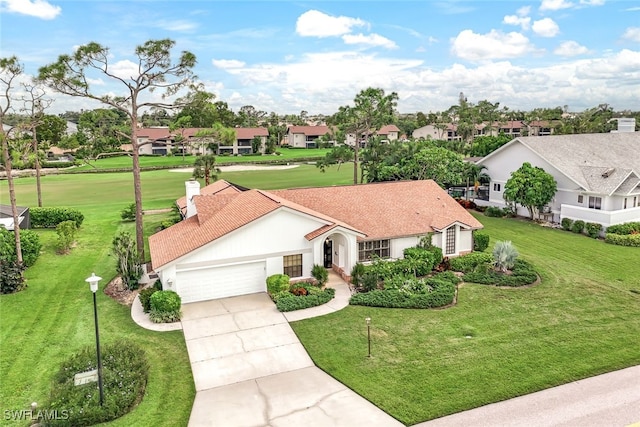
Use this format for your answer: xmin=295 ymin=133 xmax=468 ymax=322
xmin=391 ymin=236 xmax=421 ymax=258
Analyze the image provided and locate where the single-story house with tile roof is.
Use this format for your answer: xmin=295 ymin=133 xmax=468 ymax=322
xmin=149 ymin=179 xmax=483 ymax=303
xmin=477 ymin=132 xmax=640 ymax=227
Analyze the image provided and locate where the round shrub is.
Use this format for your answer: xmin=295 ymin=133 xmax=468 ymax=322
xmin=585 ymin=222 xmax=602 ymax=238
xmin=449 ymin=252 xmax=494 ymax=273
xmin=484 ymin=206 xmax=505 ymax=217
xmin=275 ymin=287 xmax=335 ymax=312
xmin=149 ymin=290 xmax=181 ymax=323
xmin=561 ymin=217 xmax=573 ymax=231
xmin=606 ymin=222 xmax=640 ymax=235
xmin=266 ymin=274 xmax=290 ymax=296
xmin=473 ymin=231 xmax=490 ymax=252
xmin=571 ymin=220 xmax=585 ymax=234
xmin=42 ymin=340 xmax=149 ymax=427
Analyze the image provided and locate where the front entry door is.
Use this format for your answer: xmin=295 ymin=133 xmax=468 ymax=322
xmin=324 ymin=239 xmax=333 ymax=268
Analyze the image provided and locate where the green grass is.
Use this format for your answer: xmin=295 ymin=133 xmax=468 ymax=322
xmin=291 ymin=214 xmax=640 ymax=425
xmin=0 ymin=163 xmax=350 ymax=427
xmin=72 ymin=147 xmax=332 ymax=170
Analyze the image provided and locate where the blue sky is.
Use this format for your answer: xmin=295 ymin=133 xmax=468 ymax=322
xmin=1 ymin=0 xmax=639 ymax=115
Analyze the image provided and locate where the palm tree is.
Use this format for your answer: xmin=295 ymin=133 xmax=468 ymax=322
xmin=463 ymin=163 xmax=490 ymax=201
xmin=192 ymin=154 xmax=221 ymax=186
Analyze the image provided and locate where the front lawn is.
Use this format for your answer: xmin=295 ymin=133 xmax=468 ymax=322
xmin=291 ymin=214 xmax=640 ymax=425
xmin=71 ymin=147 xmax=333 ymax=171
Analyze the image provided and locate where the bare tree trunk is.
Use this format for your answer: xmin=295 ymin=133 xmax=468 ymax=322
xmin=130 ymin=111 xmax=145 ymax=263
xmin=33 ymin=131 xmax=42 ymax=207
xmin=353 ymin=139 xmax=359 ymax=185
xmin=1 ymin=135 xmax=23 ymax=264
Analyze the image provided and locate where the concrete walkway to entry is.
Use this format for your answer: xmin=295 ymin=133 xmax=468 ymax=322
xmin=284 ymin=271 xmax=352 ymax=322
xmin=182 ymin=292 xmax=402 ymax=427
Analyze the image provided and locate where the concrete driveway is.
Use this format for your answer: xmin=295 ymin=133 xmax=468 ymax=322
xmin=182 ymin=292 xmax=402 ymax=427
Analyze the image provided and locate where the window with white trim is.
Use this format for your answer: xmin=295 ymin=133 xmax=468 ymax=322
xmin=358 ymin=240 xmax=390 ymax=261
xmin=588 ymin=196 xmax=602 ymax=210
xmin=283 ymin=254 xmax=302 ymax=277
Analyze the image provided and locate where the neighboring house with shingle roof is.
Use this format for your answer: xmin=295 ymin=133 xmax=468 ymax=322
xmin=149 ymin=179 xmax=483 ymax=303
xmin=0 ymin=204 xmax=31 ymax=230
xmin=135 ymin=127 xmax=268 ymax=156
xmin=477 ymin=132 xmax=640 ymax=227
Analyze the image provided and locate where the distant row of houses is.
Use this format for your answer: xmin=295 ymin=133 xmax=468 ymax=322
xmin=132 ymin=124 xmax=403 ymax=155
xmin=412 ymin=120 xmax=553 ymax=141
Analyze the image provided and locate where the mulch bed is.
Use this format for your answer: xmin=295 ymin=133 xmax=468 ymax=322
xmin=104 ymin=276 xmax=138 ymax=306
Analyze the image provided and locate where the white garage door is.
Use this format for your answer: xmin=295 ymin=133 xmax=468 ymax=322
xmin=176 ymin=261 xmax=266 ymax=303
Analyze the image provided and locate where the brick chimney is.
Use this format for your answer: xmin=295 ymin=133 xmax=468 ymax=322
xmin=185 ymin=179 xmax=200 ymax=219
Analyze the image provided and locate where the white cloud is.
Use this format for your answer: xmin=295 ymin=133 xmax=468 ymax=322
xmin=342 ymin=33 xmax=398 ymax=49
xmin=450 ymin=29 xmax=536 ymax=61
xmin=503 ymin=14 xmax=531 ymax=30
xmin=580 ymin=0 xmax=605 ymax=5
xmin=504 ymin=5 xmax=532 ymax=30
xmin=428 ymin=36 xmax=439 ymax=44
xmin=212 ymin=59 xmax=246 ymax=69
xmin=532 ymin=18 xmax=560 ymax=37
xmin=155 ymin=20 xmax=198 ymax=32
xmin=554 ymin=41 xmax=590 ymax=56
xmin=109 ymin=60 xmax=140 ymax=80
xmin=540 ymin=0 xmax=574 ymax=11
xmin=295 ymin=10 xmax=366 ymax=37
xmin=622 ymin=27 xmax=640 ymax=42
xmin=0 ymin=0 xmax=61 ymax=19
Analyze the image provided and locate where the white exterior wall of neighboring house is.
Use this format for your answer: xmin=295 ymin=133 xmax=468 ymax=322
xmin=480 ymin=140 xmax=578 ymax=219
xmin=390 ymin=236 xmax=421 ymax=258
xmin=413 ymin=125 xmax=443 ymax=140
xmin=289 ymin=132 xmax=312 ymax=148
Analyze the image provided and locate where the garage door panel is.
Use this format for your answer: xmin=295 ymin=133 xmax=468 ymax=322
xmin=177 ymin=261 xmax=266 ymax=303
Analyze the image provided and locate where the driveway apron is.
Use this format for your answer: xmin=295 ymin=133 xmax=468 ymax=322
xmin=182 ymin=292 xmax=401 ymax=427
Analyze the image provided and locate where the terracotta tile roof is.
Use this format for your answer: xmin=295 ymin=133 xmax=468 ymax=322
xmin=150 ymin=179 xmax=483 ymax=269
xmin=176 ymin=180 xmax=242 ymax=216
xmin=151 ymin=187 xmax=363 ymax=269
xmin=287 ymin=125 xmax=330 ymax=136
xmin=271 ymin=180 xmax=483 ymax=240
xmin=378 ymin=125 xmax=400 ymax=134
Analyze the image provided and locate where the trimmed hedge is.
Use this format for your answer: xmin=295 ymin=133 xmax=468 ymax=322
xmin=349 ymin=281 xmax=455 ymax=309
xmin=275 ymin=287 xmax=335 ymax=312
xmin=473 ymin=231 xmax=490 ymax=252
xmin=462 ymin=259 xmax=538 ymax=287
xmin=449 ymin=252 xmax=494 ymax=273
xmin=561 ymin=217 xmax=573 ymax=231
xmin=0 ymin=227 xmax=42 ymax=267
xmin=42 ymin=340 xmax=149 ymax=427
xmin=605 ymin=233 xmax=640 ymax=247
xmin=31 ymin=207 xmax=84 ymax=228
xmin=606 ymin=222 xmax=640 ymax=235
xmin=267 ymin=274 xmax=290 ymax=296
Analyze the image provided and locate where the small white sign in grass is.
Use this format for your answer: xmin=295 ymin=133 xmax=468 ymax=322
xmin=73 ymin=369 xmax=98 ymax=386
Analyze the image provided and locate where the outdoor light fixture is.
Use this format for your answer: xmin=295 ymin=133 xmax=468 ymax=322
xmin=85 ymin=273 xmax=104 ymax=406
xmin=365 ymin=317 xmax=372 ymax=358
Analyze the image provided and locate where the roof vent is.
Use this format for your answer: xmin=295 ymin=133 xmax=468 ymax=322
xmin=601 ymin=168 xmax=615 ymax=178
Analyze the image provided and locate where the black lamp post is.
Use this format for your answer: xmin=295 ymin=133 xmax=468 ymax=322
xmin=85 ymin=273 xmax=104 ymax=406
xmin=365 ymin=317 xmax=372 ymax=357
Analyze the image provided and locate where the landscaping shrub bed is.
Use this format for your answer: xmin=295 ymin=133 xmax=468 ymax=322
xmin=350 ymin=280 xmax=455 ymax=309
xmin=149 ymin=290 xmax=182 ymax=323
xmin=462 ymin=259 xmax=538 ymax=287
xmin=473 ymin=231 xmax=490 ymax=252
xmin=275 ymin=285 xmax=335 ymax=312
xmin=606 ymin=222 xmax=640 ymax=235
xmin=605 ymin=233 xmax=640 ymax=247
xmin=449 ymin=252 xmax=494 ymax=273
xmin=30 ymin=207 xmax=84 ymax=228
xmin=0 ymin=227 xmax=42 ymax=267
xmin=42 ymin=340 xmax=149 ymax=427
